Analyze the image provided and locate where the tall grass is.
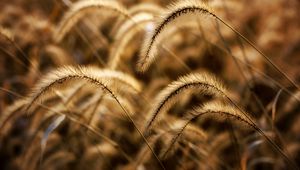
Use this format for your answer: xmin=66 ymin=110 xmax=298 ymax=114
xmin=0 ymin=0 xmax=299 ymax=169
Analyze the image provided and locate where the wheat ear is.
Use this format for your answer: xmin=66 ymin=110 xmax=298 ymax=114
xmin=54 ymin=0 xmax=131 ymax=42
xmin=26 ymin=65 xmax=142 ymax=112
xmin=138 ymin=0 xmax=213 ymax=72
xmin=25 ymin=65 xmax=165 ymax=169
xmin=161 ymin=122 xmax=207 ymax=159
xmin=108 ymin=13 xmax=154 ymax=69
xmin=162 ymin=102 xmax=254 ymax=159
xmin=197 ymin=102 xmax=297 ymax=169
xmin=144 ymin=72 xmax=227 ymax=131
xmin=110 ymin=3 xmax=162 ymax=38
xmin=138 ymin=0 xmax=299 ymax=91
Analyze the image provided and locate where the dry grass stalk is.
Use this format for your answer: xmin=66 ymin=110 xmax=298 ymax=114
xmin=54 ymin=0 xmax=131 ymax=42
xmin=144 ymin=72 xmax=227 ymax=131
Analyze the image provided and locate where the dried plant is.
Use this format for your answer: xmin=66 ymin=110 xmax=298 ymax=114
xmin=54 ymin=0 xmax=131 ymax=43
xmin=0 ymin=0 xmax=299 ymax=169
xmin=144 ymin=72 xmax=227 ymax=131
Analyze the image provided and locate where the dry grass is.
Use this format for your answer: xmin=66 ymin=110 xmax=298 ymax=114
xmin=0 ymin=0 xmax=300 ymax=169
